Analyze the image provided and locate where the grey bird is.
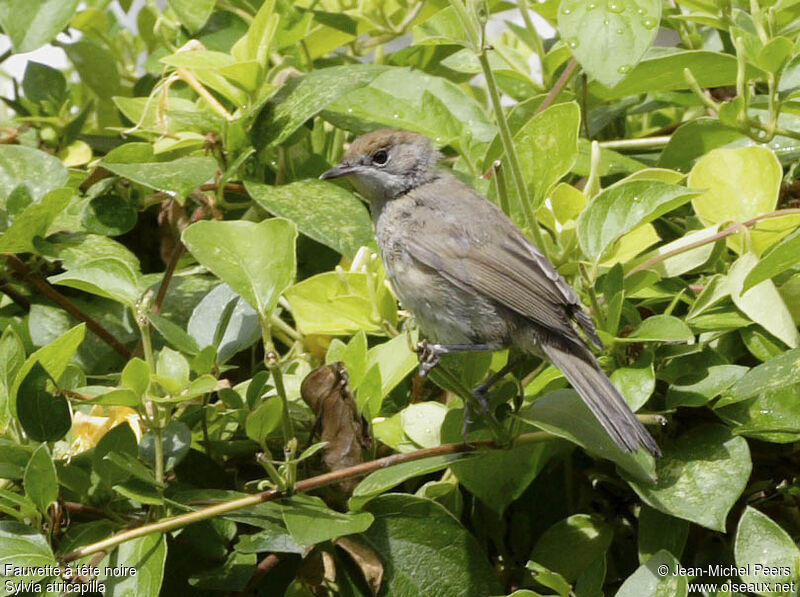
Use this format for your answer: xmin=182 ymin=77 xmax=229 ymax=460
xmin=320 ymin=128 xmax=661 ymax=456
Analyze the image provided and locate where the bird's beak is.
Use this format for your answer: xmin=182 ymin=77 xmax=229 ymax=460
xmin=319 ymin=163 xmax=355 ymax=180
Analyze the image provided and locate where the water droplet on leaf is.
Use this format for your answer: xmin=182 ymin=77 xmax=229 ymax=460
xmin=618 ymin=64 xmax=631 ymax=74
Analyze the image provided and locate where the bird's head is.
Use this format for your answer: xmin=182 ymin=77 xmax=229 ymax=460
xmin=320 ymin=129 xmax=440 ymax=202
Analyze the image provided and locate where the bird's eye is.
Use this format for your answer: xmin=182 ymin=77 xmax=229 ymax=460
xmin=372 ymin=150 xmax=389 ymax=166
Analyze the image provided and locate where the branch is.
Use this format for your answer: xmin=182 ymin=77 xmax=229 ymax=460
xmin=61 ymin=431 xmax=555 ymax=562
xmin=536 ymin=58 xmax=578 ymax=116
xmin=626 ymin=208 xmax=800 ymax=277
xmin=3 ymin=254 xmax=132 ymax=359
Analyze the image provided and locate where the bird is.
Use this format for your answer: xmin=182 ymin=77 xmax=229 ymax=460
xmin=320 ymin=128 xmax=661 ymax=457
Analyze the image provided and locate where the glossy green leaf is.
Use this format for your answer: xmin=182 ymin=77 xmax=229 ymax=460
xmin=81 ymin=193 xmax=137 ymax=237
xmin=93 ymin=422 xmax=138 ymax=486
xmin=638 ymin=506 xmax=689 ymax=564
xmin=611 ymin=351 xmax=655 ymax=411
xmin=665 ymin=364 xmax=748 ymax=408
xmin=361 ymin=494 xmax=503 ymax=596
xmin=717 ymin=348 xmax=800 ymax=408
xmin=281 ymin=494 xmax=373 ymax=545
xmin=617 ymin=550 xmax=687 ymax=597
xmin=245 ymin=397 xmax=283 ymax=445
xmin=256 ymin=64 xmax=387 ymax=148
xmin=167 ymin=0 xmax=214 ymax=32
xmin=0 ymin=521 xmax=58 ymax=583
xmin=531 ymin=514 xmax=613 ymax=583
xmin=521 ymin=389 xmax=656 ymax=482
xmin=590 ymin=50 xmax=745 ymax=99
xmin=515 ymin=102 xmax=580 ymax=209
xmin=624 ymin=425 xmax=751 ymax=531
xmin=743 ymin=229 xmax=800 ymax=291
xmin=187 ymin=283 xmax=260 ymax=364
xmin=246 ymin=179 xmax=373 ymax=258
xmin=619 ymin=314 xmax=694 ymax=343
xmin=11 ymin=324 xmax=85 ymax=419
xmin=577 ymin=180 xmax=698 ymax=260
xmin=734 ymin=507 xmax=800 ymax=596
xmin=102 ymin=157 xmax=218 ymax=203
xmin=182 ymin=218 xmax=297 ymax=319
xmin=16 ymin=363 xmax=71 ymax=442
xmin=139 ymin=421 xmax=191 ymax=471
xmin=658 ymin=118 xmax=744 ymax=172
xmin=0 ymin=0 xmax=80 ymax=52
xmin=716 ymin=383 xmax=800 ymax=443
xmin=0 ymin=188 xmax=72 ymax=253
xmin=728 ymin=252 xmax=799 ymax=348
xmin=558 ymin=0 xmax=661 ymax=87
xmin=99 ymin=534 xmax=166 ymax=596
xmin=48 ymin=258 xmax=142 ymax=306
xmin=689 ymin=146 xmax=788 ymax=255
xmin=22 ymin=61 xmax=66 ymax=104
xmin=284 ymin=270 xmax=396 ymax=335
xmin=350 ymin=453 xmax=479 ymax=510
xmin=23 ymin=444 xmax=58 ymax=515
xmin=0 ymin=145 xmax=67 ymax=203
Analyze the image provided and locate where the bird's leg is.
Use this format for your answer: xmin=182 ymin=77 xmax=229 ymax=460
xmin=415 ymin=340 xmax=506 ymax=377
xmin=472 ymin=357 xmax=521 ymax=413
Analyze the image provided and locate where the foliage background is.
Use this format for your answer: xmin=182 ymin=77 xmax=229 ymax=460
xmin=2 ymin=0 xmax=800 ymax=595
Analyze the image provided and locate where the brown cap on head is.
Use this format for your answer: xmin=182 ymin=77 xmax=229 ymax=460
xmin=342 ymin=128 xmax=433 ymax=162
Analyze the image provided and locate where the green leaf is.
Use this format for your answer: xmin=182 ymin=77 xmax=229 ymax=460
xmin=93 ymin=422 xmax=138 ymax=486
xmin=558 ymin=0 xmax=661 ymax=87
xmin=235 ymin=525 xmax=303 ymax=555
xmin=638 ymin=506 xmax=689 ymax=564
xmin=0 ymin=521 xmax=57 ymax=583
xmin=11 ymin=324 xmax=85 ymax=419
xmin=665 ymin=364 xmax=748 ymax=408
xmin=658 ymin=118 xmax=745 ymax=172
xmin=590 ymin=50 xmax=746 ymax=99
xmin=167 ymin=0 xmax=214 ymax=32
xmin=23 ymin=444 xmax=58 ymax=515
xmin=0 ymin=0 xmax=80 ymax=52
xmin=22 ymin=61 xmax=66 ymax=104
xmin=102 ymin=157 xmax=218 ymax=203
xmin=81 ymin=193 xmax=137 ymax=237
xmin=401 ymin=402 xmax=447 ymax=448
xmin=0 ymin=188 xmax=72 ymax=253
xmin=362 ymin=334 xmax=418 ymax=416
xmin=156 ymin=347 xmax=190 ymax=390
xmin=285 ymin=270 xmax=396 ymax=336
xmin=616 ymin=550 xmax=687 ymax=597
xmin=515 ymin=102 xmax=580 ymax=209
xmin=182 ymin=218 xmax=297 ymax=319
xmin=743 ymin=229 xmax=800 ymax=291
xmin=322 ymin=66 xmax=496 ymax=163
xmin=728 ymin=252 xmax=800 ymax=348
xmin=688 ymin=146 xmax=788 ymax=255
xmin=280 ymin=494 xmax=373 ymax=545
xmin=63 ymin=39 xmax=122 ymax=104
xmin=16 ymin=363 xmax=72 ymax=442
xmin=0 ymin=145 xmax=67 ymax=204
xmin=361 ymin=494 xmax=503 ymax=596
xmin=246 ymin=179 xmax=373 ymax=258
xmin=610 ymin=351 xmax=655 ymax=411
xmin=716 ymin=383 xmax=800 ymax=443
xmin=531 ymin=514 xmax=613 ymax=583
xmin=350 ymin=453 xmax=479 ymax=510
xmin=187 ymin=283 xmax=260 ymax=364
xmin=734 ymin=508 xmax=800 ymax=596
xmin=139 ymin=421 xmax=192 ymax=471
xmin=121 ymin=358 xmax=150 ymax=397
xmin=99 ymin=534 xmax=166 ymax=596
xmin=521 ymin=390 xmax=656 ymax=482
xmin=255 ymin=64 xmax=388 ymax=148
xmin=618 ymin=315 xmax=694 ymax=343
xmin=624 ymin=425 xmax=751 ymax=531
xmin=48 ymin=257 xmax=142 ymax=306
xmin=245 ymin=398 xmax=283 ymax=445
xmin=577 ymin=180 xmax=698 ymax=260
xmin=411 ymin=6 xmax=471 ymax=47
xmin=717 ymin=348 xmax=800 ymax=408
xmin=630 ymin=225 xmax=719 ymax=279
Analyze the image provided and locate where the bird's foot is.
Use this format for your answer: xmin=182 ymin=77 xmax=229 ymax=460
xmin=461 ymin=401 xmax=474 ymax=446
xmin=471 ymin=382 xmax=492 ymax=414
xmin=415 ymin=340 xmax=445 ymax=377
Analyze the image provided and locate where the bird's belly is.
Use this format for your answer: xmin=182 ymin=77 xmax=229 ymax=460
xmin=384 ymin=252 xmax=509 ymax=345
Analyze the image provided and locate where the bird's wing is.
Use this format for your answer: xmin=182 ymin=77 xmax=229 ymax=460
xmin=406 ymin=194 xmax=602 ymax=347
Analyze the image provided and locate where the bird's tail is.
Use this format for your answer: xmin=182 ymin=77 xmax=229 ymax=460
xmin=540 ymin=342 xmax=661 ymax=456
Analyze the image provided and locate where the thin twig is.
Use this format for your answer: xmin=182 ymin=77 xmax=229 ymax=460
xmin=152 ymin=243 xmax=185 ymax=316
xmin=626 ymin=208 xmax=800 ymax=277
xmin=536 ymin=58 xmax=578 ymax=115
xmin=3 ymin=255 xmax=132 ymax=359
xmin=60 ymin=431 xmax=554 ymax=562
xmin=247 ymin=554 xmax=281 ymax=591
xmin=0 ymin=282 xmax=31 ymax=310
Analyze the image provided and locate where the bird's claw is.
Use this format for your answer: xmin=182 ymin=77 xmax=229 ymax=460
xmin=415 ymin=340 xmax=442 ymax=377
